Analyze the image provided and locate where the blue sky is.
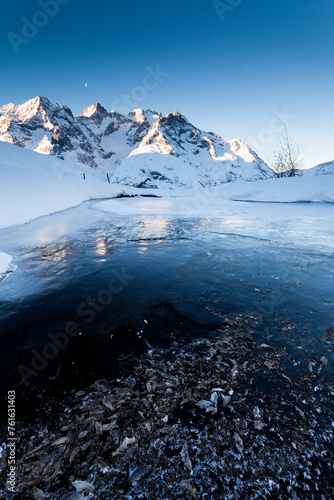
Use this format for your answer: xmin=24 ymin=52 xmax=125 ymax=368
xmin=0 ymin=0 xmax=333 ymax=168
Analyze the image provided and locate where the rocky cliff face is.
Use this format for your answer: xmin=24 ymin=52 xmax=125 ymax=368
xmin=0 ymin=96 xmax=274 ymax=188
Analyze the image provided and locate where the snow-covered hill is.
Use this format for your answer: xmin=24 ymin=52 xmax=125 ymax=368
xmin=218 ymin=159 xmax=334 ymax=203
xmin=220 ymin=175 xmax=334 ymax=203
xmin=0 ymin=96 xmax=274 ymax=188
xmin=0 ymin=141 xmax=120 ymax=228
xmin=301 ymin=160 xmax=334 ymax=177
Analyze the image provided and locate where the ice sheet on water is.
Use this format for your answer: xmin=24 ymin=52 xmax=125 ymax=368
xmin=93 ymin=197 xmax=334 ymax=250
xmin=0 ymin=197 xmax=333 ymax=306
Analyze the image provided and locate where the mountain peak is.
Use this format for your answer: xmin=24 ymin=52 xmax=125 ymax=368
xmin=163 ymin=111 xmax=188 ymax=122
xmin=32 ymin=95 xmax=51 ymax=104
xmin=80 ymin=102 xmax=109 ymax=118
xmin=128 ymin=108 xmax=161 ymax=121
xmin=160 ymin=111 xmax=191 ymax=130
xmin=25 ymin=96 xmax=53 ymax=112
xmin=0 ymin=96 xmax=54 ymax=123
xmin=80 ymin=102 xmax=108 ymax=118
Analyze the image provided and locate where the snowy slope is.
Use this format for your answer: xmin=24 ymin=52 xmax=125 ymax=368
xmin=0 ymin=252 xmax=16 ymax=281
xmin=301 ymin=160 xmax=334 ymax=177
xmin=219 ymin=175 xmax=334 ymax=203
xmin=0 ymin=142 xmax=121 ymax=228
xmin=0 ymin=97 xmax=274 ymax=188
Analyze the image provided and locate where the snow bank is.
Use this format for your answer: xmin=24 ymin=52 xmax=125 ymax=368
xmin=301 ymin=161 xmax=334 ymax=177
xmin=0 ymin=252 xmax=16 ymax=281
xmin=220 ymin=175 xmax=334 ymax=203
xmin=0 ymin=142 xmax=121 ymax=228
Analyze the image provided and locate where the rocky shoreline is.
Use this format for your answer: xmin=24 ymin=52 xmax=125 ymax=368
xmin=1 ymin=314 xmax=333 ymax=499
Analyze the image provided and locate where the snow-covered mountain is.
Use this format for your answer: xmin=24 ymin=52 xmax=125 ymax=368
xmin=0 ymin=96 xmax=274 ymax=189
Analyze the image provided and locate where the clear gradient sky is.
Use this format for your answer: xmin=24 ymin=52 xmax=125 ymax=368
xmin=0 ymin=0 xmax=333 ymax=168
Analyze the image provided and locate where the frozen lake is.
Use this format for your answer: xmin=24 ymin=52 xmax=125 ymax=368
xmin=0 ymin=197 xmax=333 ymax=400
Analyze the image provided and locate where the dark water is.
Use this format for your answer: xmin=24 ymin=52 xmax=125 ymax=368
xmin=0 ymin=199 xmax=333 ymax=420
